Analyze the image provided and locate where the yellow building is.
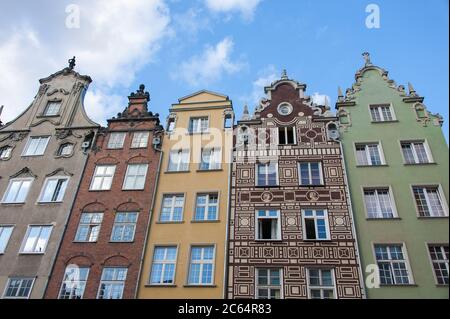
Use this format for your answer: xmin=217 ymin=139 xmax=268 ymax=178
xmin=137 ymin=90 xmax=234 ymax=298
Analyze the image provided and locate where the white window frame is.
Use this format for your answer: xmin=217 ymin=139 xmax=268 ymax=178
xmin=159 ymin=194 xmax=185 ymax=222
xmin=1 ymin=178 xmax=34 ymax=204
xmin=255 ymin=268 xmax=283 ymax=299
xmin=354 ymin=142 xmax=386 ymax=166
xmin=256 ymin=162 xmax=279 ymax=187
xmin=369 ymin=104 xmax=396 ymax=122
xmin=0 ymin=145 xmax=13 ymax=160
xmin=255 ymin=210 xmax=281 ymax=241
xmin=149 ymin=245 xmax=178 ymax=285
xmin=2 ymin=277 xmax=35 ymax=299
xmin=58 ymin=266 xmax=90 ymax=299
xmin=43 ymin=101 xmax=61 ymax=116
xmin=411 ymin=185 xmax=449 ymax=217
xmin=122 ymin=163 xmax=148 ymax=190
xmin=278 ymin=126 xmax=296 ymax=145
xmin=131 ymin=131 xmax=149 ymax=148
xmin=302 ymin=209 xmax=331 ymax=241
xmin=96 ymin=267 xmax=128 ymax=299
xmin=57 ymin=143 xmax=74 ymax=157
xmin=189 ymin=117 xmax=209 ymax=134
xmin=362 ymin=187 xmax=398 ymax=219
xmin=110 ymin=212 xmax=138 ymax=242
xmin=194 ymin=193 xmax=219 ymax=221
xmin=373 ymin=243 xmax=414 ymax=285
xmin=20 ymin=225 xmax=53 ymax=254
xmin=107 ymin=132 xmax=126 ymax=149
xmin=22 ymin=136 xmax=50 ymax=157
xmin=0 ymin=225 xmax=14 ymax=254
xmin=199 ymin=148 xmax=222 ymax=170
xmin=400 ymin=140 xmax=434 ymax=164
xmin=89 ymin=165 xmax=116 ymax=191
xmin=168 ymin=149 xmax=190 ymax=172
xmin=306 ymin=268 xmax=337 ymax=299
xmin=426 ymin=243 xmax=449 ymax=285
xmin=298 ymin=162 xmax=324 ymax=186
xmin=74 ymin=212 xmax=104 ymax=242
xmin=38 ymin=176 xmax=70 ymax=203
xmin=187 ymin=245 xmax=216 ymax=286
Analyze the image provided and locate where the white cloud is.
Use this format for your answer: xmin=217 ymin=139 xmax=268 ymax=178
xmin=172 ymin=37 xmax=244 ymax=86
xmin=204 ymin=0 xmax=262 ymax=20
xmin=0 ymin=0 xmax=171 ymax=125
xmin=311 ymin=92 xmax=331 ymax=107
xmin=241 ymin=65 xmax=278 ymax=107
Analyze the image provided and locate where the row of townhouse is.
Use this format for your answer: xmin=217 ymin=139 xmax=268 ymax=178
xmin=0 ymin=53 xmax=448 ymax=299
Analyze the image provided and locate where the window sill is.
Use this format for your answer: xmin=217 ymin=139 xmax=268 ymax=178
xmin=255 ymin=185 xmax=280 ymax=188
xmin=21 ymin=154 xmax=45 ymax=158
xmin=435 ymin=284 xmax=449 ymax=288
xmin=191 ymin=220 xmax=221 ymax=223
xmin=299 ymin=184 xmax=326 ymax=187
xmin=72 ymin=241 xmax=98 ymax=244
xmin=164 ymin=170 xmax=190 ymax=174
xmin=355 ymin=164 xmax=388 ymax=168
xmin=1 ymin=202 xmax=25 ymax=206
xmin=196 ymin=169 xmax=223 ymax=172
xmin=403 ymin=162 xmax=437 ymax=166
xmin=155 ymin=221 xmax=185 ymax=224
xmin=106 ymin=147 xmax=124 ymax=150
xmin=130 ymin=147 xmax=148 ymax=150
xmin=417 ymin=216 xmax=449 ymax=219
xmin=145 ymin=284 xmax=177 ymax=288
xmin=183 ymin=284 xmax=216 ymax=288
xmin=109 ymin=240 xmax=135 ymax=244
xmin=37 ymin=201 xmax=63 ymax=205
xmin=88 ymin=189 xmax=112 ymax=192
xmin=122 ymin=188 xmax=146 ymax=191
xmin=303 ymin=239 xmax=332 ymax=242
xmin=371 ymin=120 xmax=399 ymax=124
xmin=187 ymin=132 xmax=210 ymax=135
xmin=18 ymin=252 xmax=45 ymax=255
xmin=366 ymin=217 xmax=402 ymax=221
xmin=379 ymin=284 xmax=417 ymax=287
xmin=255 ymin=239 xmax=283 ymax=242
xmin=36 ymin=114 xmax=60 ymax=119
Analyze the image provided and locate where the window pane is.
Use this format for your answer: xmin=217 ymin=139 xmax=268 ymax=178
xmin=0 ymin=226 xmax=14 ymax=253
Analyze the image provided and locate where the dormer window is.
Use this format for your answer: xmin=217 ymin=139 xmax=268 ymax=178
xmin=44 ymin=101 xmax=61 ymax=116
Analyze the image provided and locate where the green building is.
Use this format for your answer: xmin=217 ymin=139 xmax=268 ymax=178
xmin=336 ymin=53 xmax=449 ymax=299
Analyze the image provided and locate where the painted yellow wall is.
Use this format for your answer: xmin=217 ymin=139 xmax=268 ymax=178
xmin=137 ymin=91 xmax=233 ymax=299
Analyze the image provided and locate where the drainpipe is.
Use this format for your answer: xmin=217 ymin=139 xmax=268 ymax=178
xmin=339 ymin=141 xmax=367 ymax=299
xmin=222 ymin=130 xmax=233 ymax=299
xmin=134 ymin=130 xmax=163 ymax=298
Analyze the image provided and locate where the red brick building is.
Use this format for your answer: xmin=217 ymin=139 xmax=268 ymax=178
xmin=45 ymin=85 xmax=163 ymax=299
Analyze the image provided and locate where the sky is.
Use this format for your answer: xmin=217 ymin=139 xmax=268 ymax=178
xmin=0 ymin=0 xmax=448 ymax=142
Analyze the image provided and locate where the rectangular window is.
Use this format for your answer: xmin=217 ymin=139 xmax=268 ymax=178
xmin=90 ymin=165 xmax=116 ymax=191
xmin=189 ymin=117 xmax=209 ymax=134
xmin=22 ymin=136 xmax=50 ymax=156
xmin=168 ymin=149 xmax=190 ymax=172
xmin=370 ymin=104 xmax=394 ymax=122
xmin=256 ymin=268 xmax=282 ymax=299
xmin=278 ymin=127 xmax=295 ymax=145
xmin=123 ymin=164 xmax=148 ymax=190
xmin=224 ymin=115 xmax=233 ymax=129
xmin=74 ymin=213 xmax=103 ymax=242
xmin=303 ymin=209 xmax=330 ymax=240
xmin=1 ymin=178 xmax=33 ymax=203
xmin=39 ymin=177 xmax=69 ymax=203
xmin=355 ymin=143 xmax=383 ymax=166
xmin=3 ymin=278 xmax=34 ymax=299
xmin=307 ymin=269 xmax=336 ymax=299
xmin=256 ymin=210 xmax=281 ymax=240
xmin=299 ymin=162 xmax=323 ymax=185
xmin=187 ymin=246 xmax=215 ymax=285
xmin=199 ymin=148 xmax=221 ymax=170
xmin=20 ymin=225 xmax=52 ymax=253
xmin=428 ymin=244 xmax=449 ymax=285
xmin=107 ymin=132 xmax=126 ymax=149
xmin=111 ymin=212 xmax=138 ymax=242
xmin=363 ymin=188 xmax=395 ymax=218
xmin=0 ymin=226 xmax=13 ymax=253
xmin=401 ymin=141 xmax=431 ymax=164
xmin=413 ymin=186 xmax=447 ymax=217
xmin=0 ymin=146 xmax=12 ymax=159
xmin=374 ymin=244 xmax=412 ymax=285
xmin=58 ymin=266 xmax=89 ymax=299
xmin=194 ymin=194 xmax=219 ymax=221
xmin=256 ymin=162 xmax=278 ymax=186
xmin=160 ymin=194 xmax=184 ymax=222
xmin=44 ymin=101 xmax=61 ymax=116
xmin=131 ymin=131 xmax=149 ymax=148
xmin=97 ymin=267 xmax=128 ymax=299
xmin=150 ymin=246 xmax=177 ymax=285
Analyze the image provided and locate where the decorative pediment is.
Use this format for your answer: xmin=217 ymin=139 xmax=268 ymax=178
xmin=46 ymin=168 xmax=73 ymax=177
xmin=10 ymin=167 xmax=37 ymax=179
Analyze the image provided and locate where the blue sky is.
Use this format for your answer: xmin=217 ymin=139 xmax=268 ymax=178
xmin=0 ymin=0 xmax=448 ymax=141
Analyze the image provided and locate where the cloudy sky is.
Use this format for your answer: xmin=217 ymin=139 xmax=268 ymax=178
xmin=0 ymin=0 xmax=448 ymax=140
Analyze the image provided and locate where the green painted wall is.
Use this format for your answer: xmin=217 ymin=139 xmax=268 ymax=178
xmin=337 ymin=65 xmax=449 ymax=299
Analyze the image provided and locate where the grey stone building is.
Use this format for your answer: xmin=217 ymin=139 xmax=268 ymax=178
xmin=0 ymin=60 xmax=99 ymax=299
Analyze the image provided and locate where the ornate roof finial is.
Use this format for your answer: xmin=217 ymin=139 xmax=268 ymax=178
xmin=281 ymin=69 xmax=288 ymax=80
xmin=408 ymin=82 xmax=417 ymax=97
xmin=337 ymin=86 xmax=344 ymax=102
xmin=68 ymin=56 xmax=76 ymax=70
xmin=362 ymin=52 xmax=372 ymax=66
xmin=241 ymin=103 xmax=251 ymax=121
xmin=130 ymin=83 xmax=150 ymax=101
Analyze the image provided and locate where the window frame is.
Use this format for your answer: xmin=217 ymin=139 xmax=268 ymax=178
xmin=131 ymin=131 xmax=150 ymax=149
xmin=107 ymin=132 xmax=126 ymax=149
xmin=368 ymin=103 xmax=396 ymax=122
xmin=43 ymin=101 xmax=62 ymax=116
xmin=0 ymin=225 xmax=14 ymax=254
xmin=193 ymin=193 xmax=220 ymax=221
xmin=22 ymin=136 xmax=51 ymax=157
xmin=110 ymin=212 xmax=139 ymax=242
xmin=372 ymin=243 xmax=415 ymax=286
xmin=57 ymin=142 xmax=74 ymax=157
xmin=0 ymin=145 xmax=13 ymax=160
xmin=400 ymin=139 xmax=434 ymax=164
xmin=2 ymin=277 xmax=35 ymax=299
xmin=362 ymin=186 xmax=398 ymax=219
xmin=89 ymin=165 xmax=116 ymax=191
xmin=354 ymin=142 xmax=386 ymax=166
xmin=159 ymin=194 xmax=185 ymax=223
xmin=298 ymin=162 xmax=324 ymax=186
xmin=278 ymin=126 xmax=296 ymax=145
xmin=58 ymin=266 xmax=90 ymax=299
xmin=188 ymin=116 xmax=209 ymax=134
xmin=19 ymin=225 xmax=53 ymax=254
xmin=255 ymin=209 xmax=281 ymax=241
xmin=426 ymin=243 xmax=449 ymax=286
xmin=1 ymin=177 xmax=34 ymax=204
xmin=167 ymin=149 xmax=190 ymax=172
xmin=96 ymin=267 xmax=128 ymax=299
xmin=186 ymin=245 xmax=216 ymax=286
xmin=199 ymin=148 xmax=222 ymax=171
xmin=38 ymin=176 xmax=70 ymax=203
xmin=256 ymin=161 xmax=279 ymax=187
xmin=122 ymin=163 xmax=148 ymax=190
xmin=301 ymin=209 xmax=331 ymax=241
xmin=255 ymin=268 xmax=283 ymax=299
xmin=74 ymin=212 xmax=104 ymax=243
xmin=306 ymin=268 xmax=337 ymax=299
xmin=411 ymin=184 xmax=449 ymax=218
xmin=149 ymin=245 xmax=178 ymax=285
